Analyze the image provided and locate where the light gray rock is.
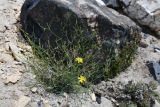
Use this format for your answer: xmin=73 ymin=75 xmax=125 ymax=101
xmin=4 ymin=72 xmax=22 ymax=84
xmin=0 ymin=53 xmax=14 ymax=63
xmin=9 ymin=43 xmax=26 ymax=62
xmin=82 ymin=97 xmax=114 ymax=107
xmin=119 ymin=0 xmax=160 ymax=37
xmin=154 ymin=47 xmax=160 ymax=53
xmin=31 ymin=87 xmax=37 ymax=93
xmin=154 ymin=100 xmax=160 ymax=107
xmin=0 ymin=99 xmax=17 ymax=107
xmin=14 ymin=95 xmax=31 ymax=107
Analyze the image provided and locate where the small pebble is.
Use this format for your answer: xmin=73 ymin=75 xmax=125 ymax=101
xmin=31 ymin=87 xmax=37 ymax=93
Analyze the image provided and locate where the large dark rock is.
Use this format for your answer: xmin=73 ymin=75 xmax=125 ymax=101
xmin=21 ymin=0 xmax=140 ymax=47
xmin=20 ymin=0 xmax=141 ymax=79
xmin=147 ymin=61 xmax=160 ymax=83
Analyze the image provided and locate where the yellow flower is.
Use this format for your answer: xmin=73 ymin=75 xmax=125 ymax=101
xmin=78 ymin=75 xmax=86 ymax=84
xmin=75 ymin=57 xmax=83 ymax=63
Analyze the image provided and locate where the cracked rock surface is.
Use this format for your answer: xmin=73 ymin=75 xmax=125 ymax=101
xmin=119 ymin=0 xmax=160 ymax=37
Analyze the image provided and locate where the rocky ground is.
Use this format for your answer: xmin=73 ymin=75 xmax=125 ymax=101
xmin=0 ymin=0 xmax=160 ymax=107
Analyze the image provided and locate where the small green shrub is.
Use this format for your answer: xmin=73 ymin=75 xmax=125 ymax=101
xmin=120 ymin=82 xmax=160 ymax=107
xmin=21 ymin=22 xmax=141 ymax=93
